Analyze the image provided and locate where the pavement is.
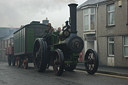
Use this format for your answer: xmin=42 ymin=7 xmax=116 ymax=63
xmin=76 ymin=63 xmax=128 ymax=77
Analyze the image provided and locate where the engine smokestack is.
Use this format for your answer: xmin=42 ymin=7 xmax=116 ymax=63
xmin=68 ymin=3 xmax=78 ymax=34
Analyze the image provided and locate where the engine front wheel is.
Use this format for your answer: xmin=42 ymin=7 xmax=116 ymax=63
xmin=84 ymin=49 xmax=99 ymax=75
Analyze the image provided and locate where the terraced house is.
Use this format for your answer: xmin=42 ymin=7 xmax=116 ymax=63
xmin=77 ymin=0 xmax=128 ymax=68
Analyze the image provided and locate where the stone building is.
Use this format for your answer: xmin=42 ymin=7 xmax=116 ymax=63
xmin=77 ymin=0 xmax=128 ymax=67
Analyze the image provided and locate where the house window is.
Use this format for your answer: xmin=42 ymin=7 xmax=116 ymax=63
xmin=108 ymin=37 xmax=114 ymax=56
xmin=124 ymin=36 xmax=128 ymax=57
xmin=83 ymin=8 xmax=96 ymax=31
xmin=107 ymin=4 xmax=115 ymax=26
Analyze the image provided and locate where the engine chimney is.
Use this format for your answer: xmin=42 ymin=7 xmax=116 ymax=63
xmin=68 ymin=3 xmax=78 ymax=34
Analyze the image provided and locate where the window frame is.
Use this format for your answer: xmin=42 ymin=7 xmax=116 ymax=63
xmin=107 ymin=4 xmax=115 ymax=26
xmin=123 ymin=36 xmax=128 ymax=57
xmin=108 ymin=37 xmax=115 ymax=56
xmin=83 ymin=7 xmax=96 ymax=31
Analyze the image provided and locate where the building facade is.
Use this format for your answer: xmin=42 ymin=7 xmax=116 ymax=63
xmin=77 ymin=0 xmax=128 ymax=67
xmin=0 ymin=28 xmax=18 ymax=61
xmin=77 ymin=0 xmax=104 ymax=61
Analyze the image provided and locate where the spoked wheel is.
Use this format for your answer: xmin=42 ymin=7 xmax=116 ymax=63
xmin=84 ymin=49 xmax=99 ymax=75
xmin=33 ymin=38 xmax=47 ymax=72
xmin=23 ymin=58 xmax=28 ymax=69
xmin=16 ymin=57 xmax=20 ymax=67
xmin=53 ymin=49 xmax=64 ymax=76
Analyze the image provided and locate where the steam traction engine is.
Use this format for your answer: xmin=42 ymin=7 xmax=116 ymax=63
xmin=33 ymin=3 xmax=98 ymax=76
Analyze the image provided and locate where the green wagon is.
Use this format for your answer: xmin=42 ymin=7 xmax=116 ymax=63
xmin=13 ymin=21 xmax=49 ymax=68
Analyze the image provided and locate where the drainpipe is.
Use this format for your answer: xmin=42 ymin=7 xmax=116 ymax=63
xmin=96 ymin=3 xmax=99 ymax=53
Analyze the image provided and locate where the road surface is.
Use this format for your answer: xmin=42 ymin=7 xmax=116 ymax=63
xmin=0 ymin=62 xmax=127 ymax=85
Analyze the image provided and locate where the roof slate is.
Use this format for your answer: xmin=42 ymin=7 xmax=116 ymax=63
xmin=78 ymin=0 xmax=106 ymax=9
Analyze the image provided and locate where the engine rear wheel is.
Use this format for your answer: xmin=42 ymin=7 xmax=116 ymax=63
xmin=33 ymin=38 xmax=48 ymax=72
xmin=53 ymin=49 xmax=64 ymax=76
xmin=84 ymin=49 xmax=99 ymax=75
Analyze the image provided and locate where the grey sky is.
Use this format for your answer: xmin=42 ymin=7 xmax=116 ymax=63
xmin=0 ymin=0 xmax=86 ymax=28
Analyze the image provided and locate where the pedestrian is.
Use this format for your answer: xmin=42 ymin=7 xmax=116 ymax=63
xmin=6 ymin=43 xmax=14 ymax=66
xmin=79 ymin=51 xmax=83 ymax=62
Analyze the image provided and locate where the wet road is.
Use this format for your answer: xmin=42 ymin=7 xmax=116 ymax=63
xmin=0 ymin=62 xmax=127 ymax=85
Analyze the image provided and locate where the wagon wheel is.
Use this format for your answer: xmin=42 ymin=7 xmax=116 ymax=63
xmin=33 ymin=39 xmax=47 ymax=72
xmin=23 ymin=58 xmax=28 ymax=69
xmin=84 ymin=49 xmax=99 ymax=75
xmin=16 ymin=57 xmax=20 ymax=67
xmin=53 ymin=49 xmax=64 ymax=76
